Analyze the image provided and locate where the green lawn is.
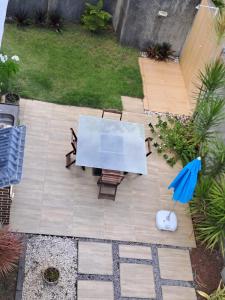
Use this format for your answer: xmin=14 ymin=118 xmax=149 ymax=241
xmin=2 ymin=24 xmax=143 ymax=109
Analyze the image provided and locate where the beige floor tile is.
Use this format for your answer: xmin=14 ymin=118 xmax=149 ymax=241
xmin=162 ymin=286 xmax=197 ymax=300
xmin=10 ymin=99 xmax=196 ymax=249
xmin=119 ymin=245 xmax=152 ymax=260
xmin=158 ymin=248 xmax=193 ymax=281
xmin=79 ymin=242 xmax=113 ymax=275
xmin=120 ymin=263 xmax=155 ymax=298
xmin=78 ymin=280 xmax=114 ymax=300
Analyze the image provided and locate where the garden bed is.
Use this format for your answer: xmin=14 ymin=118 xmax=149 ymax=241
xmin=2 ymin=24 xmax=143 ymax=110
xmin=190 ymin=241 xmax=223 ymax=299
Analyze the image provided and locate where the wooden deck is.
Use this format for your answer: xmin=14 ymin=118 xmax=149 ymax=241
xmin=139 ymin=58 xmax=191 ymax=115
xmin=10 ymin=99 xmax=196 ymax=248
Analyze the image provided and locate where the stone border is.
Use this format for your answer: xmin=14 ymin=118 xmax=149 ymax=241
xmin=15 ymin=234 xmax=196 ymax=300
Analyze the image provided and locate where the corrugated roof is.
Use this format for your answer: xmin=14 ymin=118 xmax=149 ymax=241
xmin=0 ymin=125 xmax=26 ymax=188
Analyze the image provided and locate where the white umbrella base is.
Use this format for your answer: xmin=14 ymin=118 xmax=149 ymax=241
xmin=156 ymin=210 xmax=177 ymax=232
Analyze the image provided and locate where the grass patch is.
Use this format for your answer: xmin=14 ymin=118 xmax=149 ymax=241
xmin=2 ymin=24 xmax=143 ymax=109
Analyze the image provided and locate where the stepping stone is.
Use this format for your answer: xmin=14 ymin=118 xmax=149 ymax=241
xmin=162 ymin=286 xmax=197 ymax=300
xmin=78 ymin=280 xmax=114 ymax=300
xmin=120 ymin=263 xmax=155 ymax=298
xmin=119 ymin=244 xmax=152 ymax=260
xmin=78 ymin=241 xmax=113 ymax=275
xmin=158 ymin=248 xmax=193 ymax=281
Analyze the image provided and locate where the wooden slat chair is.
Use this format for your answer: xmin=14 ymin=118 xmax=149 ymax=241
xmin=145 ymin=137 xmax=153 ymax=157
xmin=97 ymin=169 xmax=124 ymax=200
xmin=102 ymin=109 xmax=123 ymax=121
xmin=65 ymin=128 xmax=85 ymax=170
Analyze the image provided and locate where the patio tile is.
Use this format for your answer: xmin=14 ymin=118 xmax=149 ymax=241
xmin=120 ymin=263 xmax=155 ymax=298
xmin=119 ymin=245 xmax=152 ymax=260
xmin=158 ymin=248 xmax=193 ymax=281
xmin=78 ymin=242 xmax=113 ymax=275
xmin=162 ymin=286 xmax=197 ymax=300
xmin=78 ymin=280 xmax=114 ymax=300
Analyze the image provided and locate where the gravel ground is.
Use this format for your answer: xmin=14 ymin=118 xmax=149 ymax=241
xmin=22 ymin=235 xmax=77 ymax=300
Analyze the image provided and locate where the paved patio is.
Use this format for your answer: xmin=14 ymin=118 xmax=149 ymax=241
xmin=10 ymin=99 xmax=195 ymax=249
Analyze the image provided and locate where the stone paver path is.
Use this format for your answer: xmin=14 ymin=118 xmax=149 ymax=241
xmin=18 ymin=235 xmax=197 ymax=300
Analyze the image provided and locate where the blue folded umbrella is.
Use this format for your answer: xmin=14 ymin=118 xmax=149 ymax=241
xmin=168 ymin=157 xmax=202 ymax=204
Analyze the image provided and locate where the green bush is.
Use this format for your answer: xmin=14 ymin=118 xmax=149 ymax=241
xmin=0 ymin=54 xmax=20 ymax=95
xmin=81 ymin=0 xmax=112 ymax=33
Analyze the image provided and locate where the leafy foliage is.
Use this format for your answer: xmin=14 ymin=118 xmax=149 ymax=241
xmin=81 ymin=0 xmax=112 ymax=33
xmin=0 ymin=227 xmax=23 ymax=278
xmin=197 ymin=60 xmax=225 ymax=100
xmin=198 ymin=280 xmax=225 ymax=299
xmin=205 ymin=139 xmax=225 ymax=178
xmin=146 ymin=42 xmax=175 ymax=61
xmin=0 ymin=54 xmax=20 ymax=95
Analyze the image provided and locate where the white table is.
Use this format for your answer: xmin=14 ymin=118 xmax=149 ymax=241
xmin=76 ymin=115 xmax=147 ymax=175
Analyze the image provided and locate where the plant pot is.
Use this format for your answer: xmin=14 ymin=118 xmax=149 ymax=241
xmin=42 ymin=267 xmax=60 ymax=285
xmin=2 ymin=93 xmax=20 ymax=106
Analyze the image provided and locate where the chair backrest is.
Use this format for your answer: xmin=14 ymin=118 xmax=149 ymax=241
xmin=145 ymin=137 xmax=153 ymax=157
xmin=71 ymin=140 xmax=77 ymax=154
xmin=101 ymin=169 xmax=124 ymax=185
xmin=102 ymin=109 xmax=122 ymax=121
xmin=70 ymin=128 xmax=77 ymax=142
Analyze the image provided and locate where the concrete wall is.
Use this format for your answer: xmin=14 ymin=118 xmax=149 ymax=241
xmin=7 ymin=0 xmax=117 ymax=22
xmin=7 ymin=0 xmax=199 ymax=53
xmin=114 ymin=0 xmax=200 ymax=54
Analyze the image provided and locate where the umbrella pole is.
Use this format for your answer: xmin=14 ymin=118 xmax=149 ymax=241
xmin=167 ymin=201 xmax=177 ymax=220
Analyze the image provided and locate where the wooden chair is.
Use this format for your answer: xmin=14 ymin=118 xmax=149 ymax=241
xmin=102 ymin=109 xmax=123 ymax=121
xmin=97 ymin=169 xmax=124 ymax=200
xmin=65 ymin=128 xmax=85 ymax=170
xmin=145 ymin=137 xmax=153 ymax=157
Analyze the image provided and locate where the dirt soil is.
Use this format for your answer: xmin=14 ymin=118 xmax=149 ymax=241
xmin=0 ymin=268 xmax=18 ymax=300
xmin=190 ymin=242 xmax=223 ymax=299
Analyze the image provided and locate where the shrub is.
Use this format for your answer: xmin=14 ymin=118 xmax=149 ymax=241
xmin=0 ymin=54 xmax=20 ymax=95
xmin=81 ymin=0 xmax=112 ymax=33
xmin=0 ymin=227 xmax=23 ymax=278
xmin=48 ymin=10 xmax=63 ymax=31
xmin=34 ymin=8 xmax=47 ymax=26
xmin=14 ymin=8 xmax=29 ymax=27
xmin=146 ymin=42 xmax=175 ymax=61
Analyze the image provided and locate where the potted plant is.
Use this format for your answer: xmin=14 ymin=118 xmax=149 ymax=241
xmin=0 ymin=54 xmax=20 ymax=105
xmin=42 ymin=267 xmax=60 ymax=285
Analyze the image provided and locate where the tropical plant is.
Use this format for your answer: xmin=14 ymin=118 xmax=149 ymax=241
xmin=193 ymin=97 xmax=225 ymax=148
xmin=81 ymin=0 xmax=112 ymax=33
xmin=34 ymin=8 xmax=47 ymax=26
xmin=212 ymin=0 xmax=225 ymax=10
xmin=215 ymin=11 xmax=225 ymax=43
xmin=197 ymin=60 xmax=225 ymax=101
xmin=48 ymin=10 xmax=63 ymax=31
xmin=194 ymin=176 xmax=225 ymax=254
xmin=206 ymin=139 xmax=225 ymax=178
xmin=14 ymin=8 xmax=29 ymax=27
xmin=0 ymin=54 xmax=20 ymax=95
xmin=146 ymin=42 xmax=175 ymax=61
xmin=198 ymin=280 xmax=225 ymax=299
xmin=0 ymin=227 xmax=23 ymax=278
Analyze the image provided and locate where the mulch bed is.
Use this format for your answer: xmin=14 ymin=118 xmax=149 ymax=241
xmin=0 ymin=267 xmax=18 ymax=300
xmin=190 ymin=241 xmax=224 ymax=299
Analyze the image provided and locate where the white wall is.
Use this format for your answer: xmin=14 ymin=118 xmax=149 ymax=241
xmin=0 ymin=0 xmax=9 ymax=49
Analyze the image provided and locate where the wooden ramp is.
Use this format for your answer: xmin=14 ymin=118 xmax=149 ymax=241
xmin=139 ymin=58 xmax=191 ymax=115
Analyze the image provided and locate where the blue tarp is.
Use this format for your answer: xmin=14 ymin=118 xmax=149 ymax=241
xmin=0 ymin=125 xmax=26 ymax=188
